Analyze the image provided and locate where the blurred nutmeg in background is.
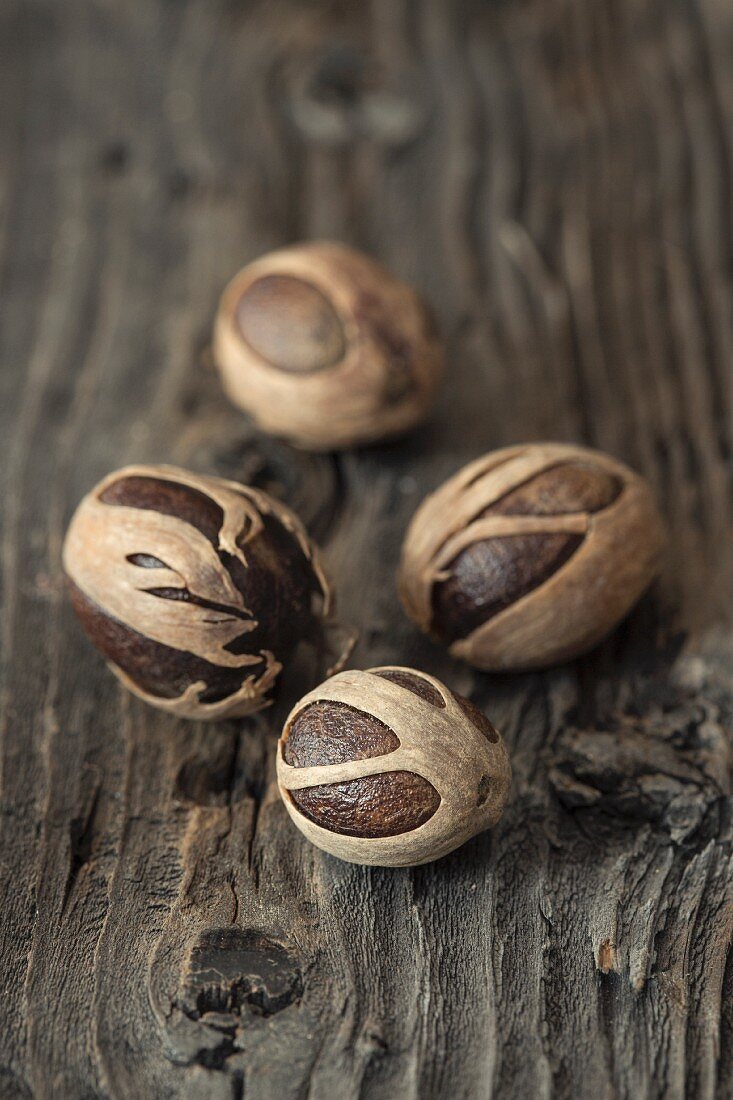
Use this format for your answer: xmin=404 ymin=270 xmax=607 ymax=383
xmin=213 ymin=241 xmax=443 ymax=451
xmin=276 ymin=666 xmax=511 ymax=867
xmin=398 ymin=443 xmax=666 ymax=670
xmin=62 ymin=465 xmax=346 ymax=720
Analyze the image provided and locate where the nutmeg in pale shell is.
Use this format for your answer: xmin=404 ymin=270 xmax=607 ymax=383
xmin=213 ymin=241 xmax=443 ymax=451
xmin=63 ymin=464 xmax=346 ymax=720
xmin=276 ymin=666 xmax=511 ymax=867
xmin=398 ymin=443 xmax=666 ymax=670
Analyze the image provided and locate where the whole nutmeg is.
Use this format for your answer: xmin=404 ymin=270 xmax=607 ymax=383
xmin=276 ymin=666 xmax=511 ymax=867
xmin=399 ymin=443 xmax=666 ymax=670
xmin=213 ymin=241 xmax=443 ymax=451
xmin=63 ymin=464 xmax=347 ymax=720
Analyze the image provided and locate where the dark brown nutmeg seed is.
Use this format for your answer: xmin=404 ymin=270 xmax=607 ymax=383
xmin=283 ymin=699 xmax=440 ymax=839
xmin=276 ymin=667 xmax=511 ymax=867
xmin=213 ymin=241 xmax=444 ymax=451
xmin=63 ymin=464 xmax=346 ymax=720
xmin=398 ymin=443 xmax=666 ymax=670
xmin=432 ymin=532 xmax=583 ymax=644
xmin=235 ymin=275 xmax=346 ymax=374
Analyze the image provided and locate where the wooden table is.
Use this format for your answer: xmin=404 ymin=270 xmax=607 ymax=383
xmin=1 ymin=2 xmax=731 ymax=1097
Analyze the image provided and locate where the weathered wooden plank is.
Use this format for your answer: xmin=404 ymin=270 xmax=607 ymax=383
xmin=0 ymin=0 xmax=731 ymax=1097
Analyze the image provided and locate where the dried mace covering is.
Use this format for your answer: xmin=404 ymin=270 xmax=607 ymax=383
xmin=63 ymin=464 xmax=346 ymax=720
xmin=213 ymin=241 xmax=443 ymax=451
xmin=277 ymin=667 xmax=511 ymax=867
xmin=399 ymin=443 xmax=666 ymax=670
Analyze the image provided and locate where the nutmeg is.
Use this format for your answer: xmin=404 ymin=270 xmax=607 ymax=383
xmin=398 ymin=443 xmax=666 ymax=670
xmin=213 ymin=241 xmax=443 ymax=451
xmin=63 ymin=464 xmax=347 ymax=720
xmin=276 ymin=666 xmax=511 ymax=867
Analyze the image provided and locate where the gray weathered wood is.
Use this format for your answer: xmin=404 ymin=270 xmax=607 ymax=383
xmin=0 ymin=0 xmax=731 ymax=1097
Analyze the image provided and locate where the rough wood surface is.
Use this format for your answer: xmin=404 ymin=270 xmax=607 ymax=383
xmin=0 ymin=1 xmax=731 ymax=1097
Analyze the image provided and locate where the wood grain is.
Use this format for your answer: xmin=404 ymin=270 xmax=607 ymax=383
xmin=0 ymin=0 xmax=731 ymax=1097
